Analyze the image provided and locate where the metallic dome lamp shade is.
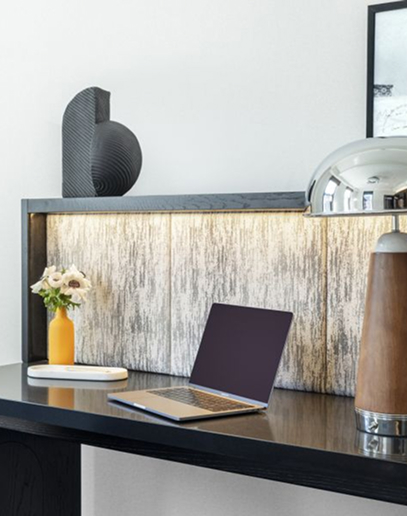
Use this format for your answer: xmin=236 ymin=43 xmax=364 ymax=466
xmin=307 ymin=137 xmax=407 ymax=437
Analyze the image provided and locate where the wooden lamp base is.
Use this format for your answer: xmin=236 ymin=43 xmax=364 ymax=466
xmin=355 ymin=251 xmax=407 ymax=436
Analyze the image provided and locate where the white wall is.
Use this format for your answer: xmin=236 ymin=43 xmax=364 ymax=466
xmin=82 ymin=447 xmax=407 ymax=516
xmin=0 ymin=0 xmax=402 ymax=514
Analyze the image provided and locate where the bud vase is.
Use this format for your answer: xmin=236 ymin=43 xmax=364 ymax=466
xmin=48 ymin=307 xmax=75 ymax=365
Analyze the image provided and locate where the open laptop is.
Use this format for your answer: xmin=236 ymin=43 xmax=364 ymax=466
xmin=108 ymin=303 xmax=293 ymax=421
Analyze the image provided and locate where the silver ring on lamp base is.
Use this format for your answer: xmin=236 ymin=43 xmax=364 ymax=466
xmin=355 ymin=408 xmax=407 ymax=436
xmin=356 ymin=431 xmax=407 ymax=461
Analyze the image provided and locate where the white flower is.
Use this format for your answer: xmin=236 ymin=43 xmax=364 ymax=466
xmin=42 ymin=265 xmax=56 ymax=279
xmin=31 ymin=265 xmax=59 ymax=292
xmin=31 ymin=278 xmax=50 ymax=293
xmin=48 ymin=272 xmax=64 ymax=289
xmin=61 ymin=265 xmax=91 ymax=302
xmin=73 ymin=265 xmax=91 ymax=289
xmin=31 ymin=263 xmax=92 ymax=310
xmin=71 ymin=292 xmax=84 ymax=304
xmin=64 ymin=287 xmax=88 ymax=303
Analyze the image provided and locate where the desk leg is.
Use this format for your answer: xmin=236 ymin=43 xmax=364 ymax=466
xmin=0 ymin=428 xmax=81 ymax=516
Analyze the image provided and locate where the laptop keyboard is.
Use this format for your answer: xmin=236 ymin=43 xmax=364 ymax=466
xmin=147 ymin=387 xmax=255 ymax=413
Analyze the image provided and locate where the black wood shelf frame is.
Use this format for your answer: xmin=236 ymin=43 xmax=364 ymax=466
xmin=21 ymin=192 xmax=306 ymax=364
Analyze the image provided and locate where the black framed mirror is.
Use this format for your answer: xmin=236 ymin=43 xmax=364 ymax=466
xmin=367 ymin=1 xmax=407 ymax=137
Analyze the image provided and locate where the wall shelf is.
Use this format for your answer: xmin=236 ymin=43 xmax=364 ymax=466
xmin=21 ymin=191 xmax=306 ymax=365
xmin=24 ymin=191 xmax=306 ymax=214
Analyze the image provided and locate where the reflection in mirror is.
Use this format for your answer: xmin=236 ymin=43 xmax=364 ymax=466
xmin=323 ymin=177 xmax=340 ymax=212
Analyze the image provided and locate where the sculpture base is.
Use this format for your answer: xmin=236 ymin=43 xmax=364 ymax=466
xmin=355 ymin=408 xmax=407 ymax=436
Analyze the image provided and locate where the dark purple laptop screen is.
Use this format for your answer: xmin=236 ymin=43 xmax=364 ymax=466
xmin=189 ymin=304 xmax=293 ymax=404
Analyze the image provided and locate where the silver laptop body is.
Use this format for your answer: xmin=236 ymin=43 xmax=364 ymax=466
xmin=108 ymin=303 xmax=293 ymax=421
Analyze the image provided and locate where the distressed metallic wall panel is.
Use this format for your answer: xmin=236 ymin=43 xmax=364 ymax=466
xmin=325 ymin=217 xmax=399 ymax=396
xmin=48 ymin=210 xmax=393 ymax=397
xmin=47 ymin=213 xmax=171 ymax=373
xmin=170 ymin=213 xmax=327 ymax=391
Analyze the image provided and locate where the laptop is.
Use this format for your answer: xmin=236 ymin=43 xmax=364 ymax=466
xmin=108 ymin=303 xmax=293 ymax=421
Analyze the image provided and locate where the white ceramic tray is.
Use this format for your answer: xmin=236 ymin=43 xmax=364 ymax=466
xmin=27 ymin=364 xmax=128 ymax=382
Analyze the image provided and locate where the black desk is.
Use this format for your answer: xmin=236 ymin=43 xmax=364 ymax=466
xmin=0 ymin=363 xmax=406 ymax=515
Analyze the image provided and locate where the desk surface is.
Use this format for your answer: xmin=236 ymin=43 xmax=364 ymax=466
xmin=0 ymin=363 xmax=406 ymax=506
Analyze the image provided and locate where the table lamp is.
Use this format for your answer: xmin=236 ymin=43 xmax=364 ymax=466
xmin=307 ymin=137 xmax=407 ymax=436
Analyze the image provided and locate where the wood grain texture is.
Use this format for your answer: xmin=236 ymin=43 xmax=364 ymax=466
xmin=356 ymin=252 xmax=407 ymax=413
xmin=0 ymin=428 xmax=80 ymax=516
xmin=28 ymin=192 xmax=307 ymax=214
xmin=170 ymin=213 xmax=327 ymax=391
xmin=0 ymin=441 xmax=44 ymax=515
xmin=325 ymin=217 xmax=407 ymax=396
xmin=23 ymin=211 xmax=48 ymax=363
xmin=47 ymin=213 xmax=171 ymax=373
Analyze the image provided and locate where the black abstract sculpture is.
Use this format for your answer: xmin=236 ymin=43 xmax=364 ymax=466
xmin=62 ymin=87 xmax=142 ymax=197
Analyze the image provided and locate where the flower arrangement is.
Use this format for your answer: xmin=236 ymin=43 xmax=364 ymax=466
xmin=31 ymin=265 xmax=92 ymax=312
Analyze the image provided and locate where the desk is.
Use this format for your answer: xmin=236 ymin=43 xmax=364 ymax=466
xmin=0 ymin=363 xmax=406 ymax=515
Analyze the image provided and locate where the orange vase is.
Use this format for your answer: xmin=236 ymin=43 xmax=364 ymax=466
xmin=48 ymin=307 xmax=75 ymax=365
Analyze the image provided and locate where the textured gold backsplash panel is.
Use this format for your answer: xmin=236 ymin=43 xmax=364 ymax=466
xmin=170 ymin=213 xmax=326 ymax=392
xmin=47 ymin=213 xmax=171 ymax=373
xmin=47 ymin=212 xmax=398 ymax=396
xmin=326 ymin=217 xmax=407 ymax=396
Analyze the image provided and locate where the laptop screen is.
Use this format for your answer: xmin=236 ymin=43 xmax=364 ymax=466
xmin=189 ymin=303 xmax=293 ymax=404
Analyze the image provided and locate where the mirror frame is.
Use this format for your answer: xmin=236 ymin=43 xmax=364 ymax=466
xmin=366 ymin=1 xmax=407 ymax=137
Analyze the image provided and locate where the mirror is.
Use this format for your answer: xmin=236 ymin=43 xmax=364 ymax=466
xmin=368 ymin=4 xmax=407 ymax=137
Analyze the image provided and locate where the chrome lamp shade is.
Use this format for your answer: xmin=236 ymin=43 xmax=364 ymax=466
xmin=307 ymin=137 xmax=407 ymax=217
xmin=306 ymin=136 xmax=407 ymax=443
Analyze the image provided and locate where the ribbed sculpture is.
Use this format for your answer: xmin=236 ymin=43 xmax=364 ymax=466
xmin=62 ymin=87 xmax=142 ymax=197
